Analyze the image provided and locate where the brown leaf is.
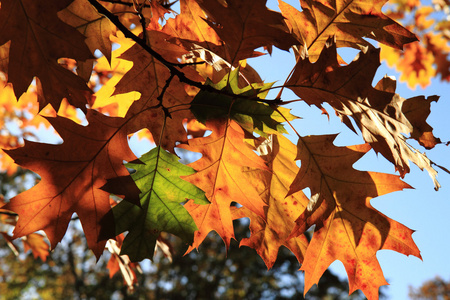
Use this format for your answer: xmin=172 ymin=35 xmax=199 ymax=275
xmin=288 ymin=134 xmax=420 ymax=299
xmin=195 ymin=0 xmax=298 ymax=65
xmin=280 ymin=0 xmax=417 ymax=62
xmin=286 ymin=39 xmax=441 ymax=189
xmin=3 ymin=110 xmax=139 ymax=258
xmin=0 ymin=0 xmax=93 ymax=111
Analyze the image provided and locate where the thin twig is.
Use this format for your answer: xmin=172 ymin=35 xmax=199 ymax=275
xmin=88 ymin=0 xmax=285 ymax=105
xmin=100 ymin=0 xmax=151 ymax=8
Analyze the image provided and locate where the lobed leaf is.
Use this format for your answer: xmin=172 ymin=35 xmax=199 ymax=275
xmin=110 ymin=147 xmax=208 ymax=262
xmin=287 ymin=39 xmax=441 ymax=189
xmin=279 ymin=0 xmax=417 ymax=62
xmin=3 ymin=110 xmax=139 ymax=258
xmin=288 ymin=134 xmax=420 ymax=299
xmin=234 ymin=134 xmax=309 ymax=269
xmin=191 ymin=68 xmax=296 ymax=136
xmin=179 ymin=119 xmax=268 ymax=251
xmin=0 ymin=0 xmax=93 ymax=111
xmin=195 ymin=0 xmax=298 ymax=65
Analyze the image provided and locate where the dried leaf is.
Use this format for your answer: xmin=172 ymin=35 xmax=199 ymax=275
xmin=287 ymin=39 xmax=441 ymax=189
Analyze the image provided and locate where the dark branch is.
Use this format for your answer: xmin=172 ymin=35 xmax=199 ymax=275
xmin=99 ymin=0 xmax=151 ymax=8
xmin=87 ymin=0 xmax=285 ymax=105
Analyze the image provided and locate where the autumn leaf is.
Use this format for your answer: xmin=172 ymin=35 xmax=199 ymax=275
xmin=108 ymin=146 xmax=207 ymax=262
xmin=163 ymin=0 xmax=223 ymax=64
xmin=381 ymin=42 xmax=435 ymax=89
xmin=191 ymin=67 xmax=296 ymax=137
xmin=288 ymin=134 xmax=420 ymax=299
xmin=58 ymin=0 xmax=116 ymax=79
xmin=426 ymin=32 xmax=450 ymax=82
xmin=233 ymin=134 xmax=309 ymax=269
xmin=22 ymin=233 xmax=50 ymax=261
xmin=186 ymin=119 xmax=207 ymax=138
xmin=106 ymin=236 xmax=141 ymax=291
xmin=279 ymin=0 xmax=417 ymax=62
xmin=2 ymin=110 xmax=139 ymax=258
xmin=380 ymin=31 xmax=450 ymax=89
xmin=0 ymin=0 xmax=93 ymax=111
xmin=92 ymin=32 xmax=137 ymax=118
xmin=179 ymin=119 xmax=268 ymax=251
xmin=286 ymin=38 xmax=441 ymax=189
xmin=112 ymin=32 xmax=200 ymax=152
xmin=195 ymin=0 xmax=298 ymax=65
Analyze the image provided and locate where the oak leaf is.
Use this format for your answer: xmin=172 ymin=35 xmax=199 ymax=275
xmin=288 ymin=134 xmax=420 ymax=299
xmin=286 ymin=39 xmax=441 ymax=189
xmin=234 ymin=134 xmax=309 ymax=269
xmin=381 ymin=42 xmax=435 ymax=89
xmin=22 ymin=233 xmax=50 ymax=261
xmin=58 ymin=0 xmax=116 ymax=79
xmin=112 ymin=32 xmax=200 ymax=151
xmin=92 ymin=32 xmax=137 ymax=118
xmin=163 ymin=0 xmax=222 ymax=57
xmin=179 ymin=119 xmax=268 ymax=251
xmin=195 ymin=0 xmax=298 ymax=65
xmin=0 ymin=0 xmax=93 ymax=111
xmin=191 ymin=68 xmax=296 ymax=137
xmin=279 ymin=0 xmax=417 ymax=63
xmin=109 ymin=147 xmax=208 ymax=262
xmin=106 ymin=237 xmax=141 ymax=291
xmin=3 ymin=110 xmax=138 ymax=258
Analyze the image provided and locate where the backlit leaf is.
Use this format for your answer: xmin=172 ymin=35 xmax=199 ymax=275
xmin=179 ymin=119 xmax=268 ymax=251
xmin=288 ymin=134 xmax=420 ymax=299
xmin=0 ymin=0 xmax=93 ymax=111
xmin=110 ymin=147 xmax=207 ymax=262
xmin=234 ymin=134 xmax=309 ymax=269
xmin=191 ymin=67 xmax=296 ymax=136
xmin=287 ymin=39 xmax=441 ymax=189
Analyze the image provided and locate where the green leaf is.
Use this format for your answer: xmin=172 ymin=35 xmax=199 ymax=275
xmin=112 ymin=147 xmax=208 ymax=262
xmin=191 ymin=67 xmax=296 ymax=136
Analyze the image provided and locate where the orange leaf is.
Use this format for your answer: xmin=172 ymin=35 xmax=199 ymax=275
xmin=179 ymin=119 xmax=268 ymax=251
xmin=112 ymin=31 xmax=200 ymax=151
xmin=279 ymin=0 xmax=417 ymax=62
xmin=234 ymin=134 xmax=309 ymax=269
xmin=426 ymin=32 xmax=450 ymax=82
xmin=23 ymin=233 xmax=50 ymax=261
xmin=288 ymin=134 xmax=420 ymax=299
xmin=164 ymin=0 xmax=222 ymax=49
xmin=0 ymin=0 xmax=93 ymax=111
xmin=3 ymin=110 xmax=139 ymax=258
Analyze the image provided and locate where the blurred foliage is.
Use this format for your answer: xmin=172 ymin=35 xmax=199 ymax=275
xmin=409 ymin=276 xmax=450 ymax=300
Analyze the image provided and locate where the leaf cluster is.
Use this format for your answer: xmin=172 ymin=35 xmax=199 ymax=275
xmin=0 ymin=0 xmax=448 ymax=299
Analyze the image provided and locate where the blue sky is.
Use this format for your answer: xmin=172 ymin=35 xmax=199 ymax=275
xmin=244 ymin=1 xmax=450 ymax=298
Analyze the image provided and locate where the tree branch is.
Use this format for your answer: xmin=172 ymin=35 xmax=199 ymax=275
xmin=87 ymin=0 xmax=284 ymax=105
